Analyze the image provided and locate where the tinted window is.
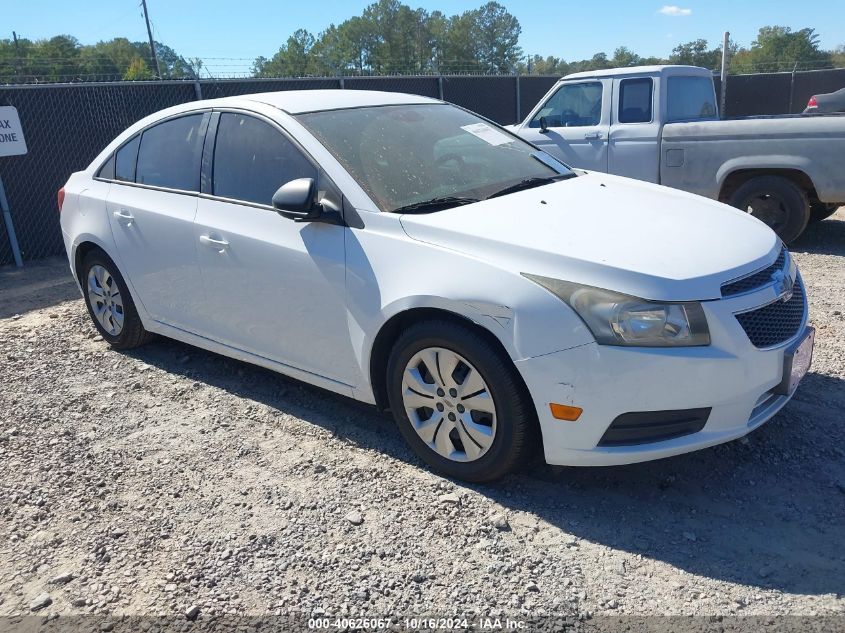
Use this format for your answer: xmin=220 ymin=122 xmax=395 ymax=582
xmin=667 ymin=76 xmax=718 ymax=121
xmin=115 ymin=135 xmax=140 ymax=182
xmin=530 ymin=82 xmax=602 ymax=128
xmin=213 ymin=113 xmax=316 ymax=206
xmin=97 ymin=153 xmax=115 ymax=180
xmin=136 ymin=115 xmax=205 ymax=191
xmin=618 ymin=78 xmax=653 ymax=123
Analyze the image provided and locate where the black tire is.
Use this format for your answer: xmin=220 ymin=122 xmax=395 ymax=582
xmin=386 ymin=320 xmax=535 ymax=482
xmin=727 ymin=176 xmax=810 ymax=244
xmin=809 ymin=202 xmax=838 ymax=224
xmin=80 ymin=249 xmax=152 ymax=350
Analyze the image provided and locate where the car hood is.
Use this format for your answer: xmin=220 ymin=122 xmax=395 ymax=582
xmin=399 ymin=172 xmax=780 ymax=302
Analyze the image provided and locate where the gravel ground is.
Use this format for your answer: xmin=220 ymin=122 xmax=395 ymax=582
xmin=1 ymin=212 xmax=844 ymax=629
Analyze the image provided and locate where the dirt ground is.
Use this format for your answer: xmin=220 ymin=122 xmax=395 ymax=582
xmin=1 ymin=212 xmax=844 ymax=629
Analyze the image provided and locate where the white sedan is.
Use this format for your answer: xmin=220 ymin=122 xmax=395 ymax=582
xmin=59 ymin=90 xmax=813 ymax=482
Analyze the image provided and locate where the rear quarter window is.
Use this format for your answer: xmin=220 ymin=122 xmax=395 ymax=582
xmin=667 ymin=76 xmax=718 ymax=121
xmin=115 ymin=135 xmax=140 ymax=183
xmin=96 ymin=153 xmax=115 ymax=180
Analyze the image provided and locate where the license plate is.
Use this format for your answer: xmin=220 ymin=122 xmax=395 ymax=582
xmin=774 ymin=327 xmax=814 ymax=395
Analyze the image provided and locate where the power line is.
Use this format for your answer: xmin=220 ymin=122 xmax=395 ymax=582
xmin=140 ymin=0 xmax=161 ymax=78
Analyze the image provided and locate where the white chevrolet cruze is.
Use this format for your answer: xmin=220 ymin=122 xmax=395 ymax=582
xmin=59 ymin=90 xmax=814 ymax=482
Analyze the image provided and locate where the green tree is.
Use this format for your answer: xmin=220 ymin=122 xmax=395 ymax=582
xmin=669 ymin=38 xmax=736 ymax=70
xmin=123 ymin=56 xmax=153 ymax=80
xmin=473 ymin=2 xmax=522 ymax=72
xmin=255 ymin=29 xmax=317 ymax=77
xmin=731 ymin=26 xmax=832 ymax=73
xmin=611 ymin=46 xmax=641 ymax=67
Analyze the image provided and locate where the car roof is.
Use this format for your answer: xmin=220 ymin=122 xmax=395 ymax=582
xmin=208 ymin=89 xmax=441 ymax=114
xmin=561 ymin=64 xmax=712 ymax=81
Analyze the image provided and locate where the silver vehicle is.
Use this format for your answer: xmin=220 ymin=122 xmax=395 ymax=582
xmin=510 ymin=65 xmax=845 ymax=242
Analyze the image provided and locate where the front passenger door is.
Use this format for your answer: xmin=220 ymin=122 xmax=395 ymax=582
xmin=518 ymin=80 xmax=610 ymax=172
xmin=193 ymin=111 xmax=358 ymax=386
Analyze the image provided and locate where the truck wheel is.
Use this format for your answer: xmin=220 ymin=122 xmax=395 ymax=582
xmin=809 ymin=202 xmax=838 ymax=224
xmin=728 ymin=176 xmax=809 ymax=243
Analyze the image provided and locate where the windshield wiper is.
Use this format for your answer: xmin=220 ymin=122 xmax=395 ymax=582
xmin=486 ymin=174 xmax=572 ymax=200
xmin=392 ymin=196 xmax=480 ymax=214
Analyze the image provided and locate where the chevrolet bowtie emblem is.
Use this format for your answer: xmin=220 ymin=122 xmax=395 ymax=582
xmin=771 ymin=269 xmax=793 ymax=302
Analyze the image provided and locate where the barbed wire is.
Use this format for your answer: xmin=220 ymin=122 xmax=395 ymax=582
xmin=1 ymin=56 xmax=843 ymax=85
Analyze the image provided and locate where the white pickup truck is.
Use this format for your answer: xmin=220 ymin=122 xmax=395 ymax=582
xmin=509 ymin=65 xmax=845 ymax=242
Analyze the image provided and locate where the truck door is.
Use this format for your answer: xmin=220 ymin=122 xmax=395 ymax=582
xmin=607 ymin=76 xmax=660 ymax=183
xmin=518 ymin=80 xmax=610 ymax=172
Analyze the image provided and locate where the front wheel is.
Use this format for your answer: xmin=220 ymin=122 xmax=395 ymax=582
xmin=727 ymin=176 xmax=809 ymax=243
xmin=386 ymin=320 xmax=535 ymax=482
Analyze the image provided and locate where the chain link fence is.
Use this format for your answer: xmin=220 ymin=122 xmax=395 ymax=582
xmin=0 ymin=68 xmax=843 ymax=266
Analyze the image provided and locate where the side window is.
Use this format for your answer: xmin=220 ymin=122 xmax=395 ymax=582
xmin=530 ymin=82 xmax=603 ymax=128
xmin=97 ymin=153 xmax=115 ymax=180
xmin=212 ymin=113 xmax=317 ymax=206
xmin=618 ymin=78 xmax=653 ymax=123
xmin=667 ymin=76 xmax=718 ymax=121
xmin=115 ymin=135 xmax=140 ymax=182
xmin=136 ymin=114 xmax=205 ymax=191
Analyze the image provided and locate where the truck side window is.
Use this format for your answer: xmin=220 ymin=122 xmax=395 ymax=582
xmin=530 ymin=82 xmax=602 ymax=128
xmin=667 ymin=76 xmax=718 ymax=121
xmin=618 ymin=78 xmax=653 ymax=123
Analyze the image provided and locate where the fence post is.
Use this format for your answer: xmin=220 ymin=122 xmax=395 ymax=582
xmin=720 ymin=31 xmax=729 ymax=119
xmin=193 ymin=80 xmax=202 ymax=101
xmin=788 ymin=62 xmax=798 ymax=114
xmin=339 ymin=77 xmax=345 ymax=89
xmin=438 ymin=75 xmax=444 ymax=101
xmin=515 ymin=75 xmax=521 ymax=123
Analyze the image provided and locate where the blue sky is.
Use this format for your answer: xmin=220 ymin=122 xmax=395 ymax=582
xmin=6 ymin=0 xmax=843 ymax=66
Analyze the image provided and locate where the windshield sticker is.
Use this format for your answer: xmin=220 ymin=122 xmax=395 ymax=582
xmin=461 ymin=123 xmax=513 ymax=146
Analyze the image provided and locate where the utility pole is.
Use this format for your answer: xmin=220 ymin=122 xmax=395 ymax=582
xmin=12 ymin=31 xmax=22 ymax=77
xmin=141 ymin=0 xmax=162 ymax=78
xmin=720 ymin=31 xmax=730 ymax=119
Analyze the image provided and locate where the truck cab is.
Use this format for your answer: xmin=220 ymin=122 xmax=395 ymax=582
xmin=513 ymin=65 xmax=717 ymax=184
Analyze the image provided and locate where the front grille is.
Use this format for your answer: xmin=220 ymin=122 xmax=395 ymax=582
xmin=721 ymin=248 xmax=787 ymax=297
xmin=735 ymin=279 xmax=806 ymax=348
xmin=598 ymin=408 xmax=711 ymax=447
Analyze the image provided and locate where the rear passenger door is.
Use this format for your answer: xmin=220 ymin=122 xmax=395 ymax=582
xmin=193 ymin=111 xmax=357 ymax=386
xmin=518 ymin=80 xmax=611 ymax=172
xmin=607 ymin=77 xmax=660 ymax=182
xmin=106 ymin=112 xmax=208 ymax=329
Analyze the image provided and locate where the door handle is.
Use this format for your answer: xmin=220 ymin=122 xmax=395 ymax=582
xmin=199 ymin=234 xmax=229 ymax=252
xmin=113 ymin=209 xmax=134 ymax=223
xmin=584 ymin=131 xmax=603 ymax=140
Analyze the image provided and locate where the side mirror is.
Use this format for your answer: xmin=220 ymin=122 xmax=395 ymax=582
xmin=272 ymin=178 xmax=321 ymax=221
xmin=539 ymin=116 xmax=549 ymax=133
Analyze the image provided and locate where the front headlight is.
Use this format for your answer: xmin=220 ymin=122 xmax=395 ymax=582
xmin=523 ymin=274 xmax=710 ymax=347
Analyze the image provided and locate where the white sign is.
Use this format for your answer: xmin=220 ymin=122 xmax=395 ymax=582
xmin=0 ymin=106 xmax=27 ymax=157
xmin=461 ymin=122 xmax=513 ymax=146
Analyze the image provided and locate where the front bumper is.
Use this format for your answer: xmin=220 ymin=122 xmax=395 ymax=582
xmin=514 ymin=275 xmax=810 ymax=467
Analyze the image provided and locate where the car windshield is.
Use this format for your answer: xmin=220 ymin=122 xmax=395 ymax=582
xmin=296 ymin=103 xmax=572 ymax=213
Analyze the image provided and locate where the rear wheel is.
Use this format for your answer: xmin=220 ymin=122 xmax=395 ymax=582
xmin=809 ymin=202 xmax=838 ymax=224
xmin=81 ymin=249 xmax=152 ymax=350
xmin=727 ymin=176 xmax=809 ymax=243
xmin=386 ymin=320 xmax=535 ymax=482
